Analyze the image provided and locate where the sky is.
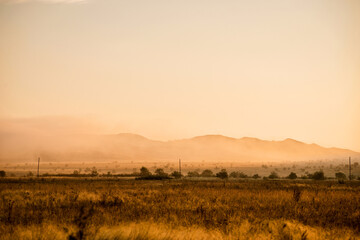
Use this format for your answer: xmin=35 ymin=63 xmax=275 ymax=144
xmin=0 ymin=0 xmax=359 ymax=151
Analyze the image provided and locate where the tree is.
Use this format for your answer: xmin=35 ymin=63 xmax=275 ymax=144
xmin=287 ymin=172 xmax=297 ymax=179
xmin=0 ymin=170 xmax=5 ymax=177
xmin=238 ymin=172 xmax=247 ymax=178
xmin=216 ymin=169 xmax=228 ymax=179
xmin=268 ymin=171 xmax=279 ymax=179
xmin=155 ymin=168 xmax=168 ymax=177
xmin=201 ymin=169 xmax=214 ymax=177
xmin=229 ymin=171 xmax=238 ymax=178
xmin=335 ymin=172 xmax=347 ymax=180
xmin=187 ymin=171 xmax=200 ymax=177
xmin=140 ymin=167 xmax=151 ymax=177
xmin=312 ymin=171 xmax=325 ymax=180
xmin=252 ymin=174 xmax=260 ymax=179
xmin=170 ymin=171 xmax=182 ymax=179
xmin=91 ymin=167 xmax=98 ymax=176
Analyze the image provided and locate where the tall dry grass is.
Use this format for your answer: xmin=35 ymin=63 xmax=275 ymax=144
xmin=0 ymin=178 xmax=359 ymax=239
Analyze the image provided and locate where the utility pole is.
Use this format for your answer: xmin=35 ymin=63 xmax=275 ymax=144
xmin=179 ymin=158 xmax=181 ymax=177
xmin=37 ymin=157 xmax=40 ymax=178
xmin=349 ymin=156 xmax=351 ymax=180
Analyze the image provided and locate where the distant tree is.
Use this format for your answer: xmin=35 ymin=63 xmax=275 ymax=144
xmin=287 ymin=172 xmax=297 ymax=179
xmin=252 ymin=174 xmax=260 ymax=179
xmin=140 ymin=167 xmax=151 ymax=177
xmin=268 ymin=171 xmax=279 ymax=179
xmin=73 ymin=170 xmax=80 ymax=176
xmin=216 ymin=169 xmax=228 ymax=179
xmin=201 ymin=169 xmax=214 ymax=177
xmin=27 ymin=171 xmax=33 ymax=177
xmin=312 ymin=171 xmax=325 ymax=180
xmin=229 ymin=171 xmax=238 ymax=178
xmin=0 ymin=170 xmax=5 ymax=177
xmin=170 ymin=171 xmax=182 ymax=179
xmin=155 ymin=168 xmax=168 ymax=177
xmin=335 ymin=172 xmax=347 ymax=180
xmin=91 ymin=167 xmax=98 ymax=176
xmin=187 ymin=171 xmax=200 ymax=177
xmin=238 ymin=172 xmax=247 ymax=178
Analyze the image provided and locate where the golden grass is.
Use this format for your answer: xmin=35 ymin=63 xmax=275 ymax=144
xmin=1 ymin=178 xmax=360 ymax=239
xmin=0 ymin=220 xmax=357 ymax=240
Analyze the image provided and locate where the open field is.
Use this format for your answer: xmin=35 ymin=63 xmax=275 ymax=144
xmin=1 ymin=178 xmax=360 ymax=239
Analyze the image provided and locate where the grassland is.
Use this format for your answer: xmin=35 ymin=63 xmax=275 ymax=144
xmin=1 ymin=178 xmax=360 ymax=239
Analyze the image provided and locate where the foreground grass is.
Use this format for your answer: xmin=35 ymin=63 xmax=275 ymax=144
xmin=1 ymin=220 xmax=357 ymax=240
xmin=0 ymin=178 xmax=360 ymax=239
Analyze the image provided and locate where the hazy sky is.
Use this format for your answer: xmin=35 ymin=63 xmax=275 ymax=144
xmin=1 ymin=0 xmax=359 ymax=151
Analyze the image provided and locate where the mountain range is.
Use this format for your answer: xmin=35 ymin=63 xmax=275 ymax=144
xmin=0 ymin=132 xmax=358 ymax=163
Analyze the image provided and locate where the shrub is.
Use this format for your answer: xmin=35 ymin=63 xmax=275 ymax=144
xmin=201 ymin=169 xmax=214 ymax=177
xmin=155 ymin=168 xmax=168 ymax=177
xmin=170 ymin=171 xmax=182 ymax=179
xmin=216 ymin=169 xmax=228 ymax=179
xmin=252 ymin=174 xmax=260 ymax=179
xmin=0 ymin=170 xmax=5 ymax=177
xmin=187 ymin=171 xmax=200 ymax=177
xmin=140 ymin=167 xmax=151 ymax=177
xmin=287 ymin=172 xmax=297 ymax=179
xmin=268 ymin=171 xmax=279 ymax=179
xmin=312 ymin=171 xmax=325 ymax=180
xmin=335 ymin=172 xmax=346 ymax=180
xmin=229 ymin=172 xmax=237 ymax=178
xmin=91 ymin=167 xmax=98 ymax=177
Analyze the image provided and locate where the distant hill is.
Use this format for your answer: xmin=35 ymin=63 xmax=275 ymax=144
xmin=0 ymin=131 xmax=358 ymax=163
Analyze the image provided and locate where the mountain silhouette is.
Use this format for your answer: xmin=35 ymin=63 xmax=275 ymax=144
xmin=0 ymin=131 xmax=358 ymax=163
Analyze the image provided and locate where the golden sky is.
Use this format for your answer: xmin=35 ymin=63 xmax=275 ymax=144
xmin=0 ymin=0 xmax=359 ymax=151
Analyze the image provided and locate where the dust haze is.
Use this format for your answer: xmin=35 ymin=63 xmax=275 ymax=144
xmin=1 ymin=116 xmax=358 ymax=165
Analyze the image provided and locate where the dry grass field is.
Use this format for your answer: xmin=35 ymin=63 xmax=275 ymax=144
xmin=1 ymin=178 xmax=360 ymax=240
